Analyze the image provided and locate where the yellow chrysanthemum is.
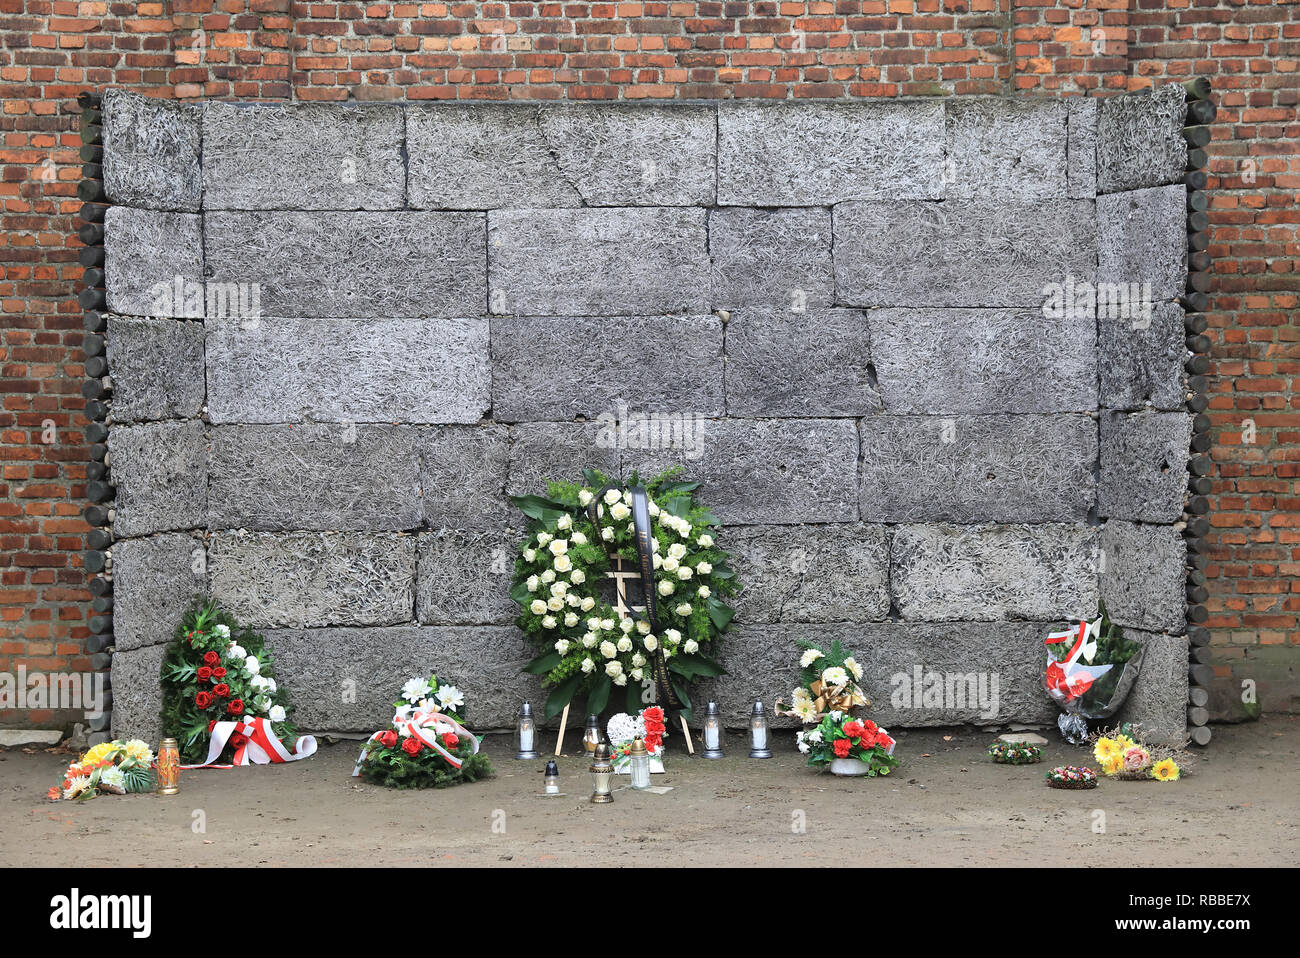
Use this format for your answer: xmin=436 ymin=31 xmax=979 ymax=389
xmin=1094 ymin=737 xmax=1122 ymax=764
xmin=1151 ymin=759 xmax=1180 ymax=782
xmin=1114 ymin=734 xmax=1136 ymax=750
xmin=79 ymin=742 xmax=119 ymax=766
xmin=1099 ymin=754 xmax=1123 ymax=776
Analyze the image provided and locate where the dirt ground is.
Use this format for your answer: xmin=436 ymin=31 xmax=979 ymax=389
xmin=2 ymin=716 xmax=1296 ymax=868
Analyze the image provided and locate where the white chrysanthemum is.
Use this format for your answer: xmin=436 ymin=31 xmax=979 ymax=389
xmin=684 ymin=639 xmax=699 ymax=654
xmin=599 ymin=640 xmax=617 ymax=659
xmin=549 ymin=538 xmax=568 ymax=555
xmin=604 ymin=488 xmax=621 ymax=505
xmin=542 ymin=615 xmax=557 ymax=629
xmin=436 ymin=685 xmax=464 ymax=711
xmin=526 ymin=575 xmax=539 ymax=592
xmin=581 ymin=658 xmax=595 ymax=674
xmin=844 ymin=656 xmax=864 ymax=681
xmin=821 ymin=666 xmax=849 ymax=689
xmin=555 ymin=639 xmax=571 ymax=654
xmin=800 ymin=649 xmax=825 ymax=668
xmin=657 ymin=580 xmax=675 ymax=596
xmin=616 ymin=636 xmax=633 ymax=653
xmin=547 ymin=597 xmax=564 ymax=612
xmin=675 ymin=603 xmax=692 ymax=616
xmin=564 ymin=612 xmax=578 ymax=627
xmin=557 ymin=514 xmax=572 ymax=530
xmin=402 ymin=677 xmax=432 ymax=703
xmin=698 ymin=534 xmax=714 ymax=547
xmin=643 ymin=635 xmax=658 ymax=652
xmin=582 ymin=633 xmax=597 ymax=648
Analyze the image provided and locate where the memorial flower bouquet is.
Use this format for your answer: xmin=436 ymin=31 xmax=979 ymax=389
xmin=47 ymin=739 xmax=154 ymax=801
xmin=797 ymin=711 xmax=899 ymax=776
xmin=775 ymin=638 xmax=869 ymax=724
xmin=1045 ymin=603 xmax=1144 ymax=743
xmin=1091 ymin=724 xmax=1191 ymax=782
xmin=607 ymin=705 xmax=667 ymax=774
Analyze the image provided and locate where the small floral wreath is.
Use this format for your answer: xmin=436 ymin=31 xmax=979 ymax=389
xmin=1045 ymin=765 xmax=1098 ymax=790
xmin=988 ymin=741 xmax=1043 ymax=765
xmin=511 ymin=468 xmax=739 ymax=720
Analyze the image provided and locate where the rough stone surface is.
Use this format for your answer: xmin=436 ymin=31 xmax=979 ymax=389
xmin=944 ymin=99 xmax=1068 ymax=199
xmin=208 ymin=425 xmax=420 ymax=531
xmin=506 ymin=422 xmax=619 ymax=497
xmin=111 ymin=533 xmax=208 ymax=652
xmin=1098 ymin=301 xmax=1188 ymax=410
xmin=491 ymin=315 xmax=724 ymax=421
xmin=717 ymin=101 xmax=945 ymax=205
xmin=1067 ymin=96 xmax=1099 ymax=199
xmin=204 ymin=212 xmax=486 ymax=318
xmin=725 ymin=524 xmax=889 ymax=624
xmin=1097 ymin=84 xmax=1189 ymax=194
xmin=206 ymin=316 xmax=490 ymax=424
xmin=537 ymin=104 xmax=716 ymax=206
xmin=1117 ymin=629 xmax=1190 ymax=744
xmin=1097 ymin=185 xmax=1189 ymax=301
xmin=416 ymin=528 xmax=521 ymax=625
xmin=104 ymin=208 xmax=204 ymax=318
xmin=267 ymin=626 xmax=546 ymax=730
xmin=105 ymin=316 xmax=205 ymax=422
xmin=709 ymin=207 xmax=834 ymax=311
xmin=1099 ymin=411 xmax=1192 ymax=522
xmin=891 ymin=523 xmax=1100 ymax=622
xmin=1100 ymin=521 xmax=1187 ymax=634
xmin=487 ymin=208 xmax=709 ymax=315
xmin=834 ymin=199 xmax=1096 ymax=307
xmin=203 ymin=102 xmax=404 ymax=210
xmin=724 ymin=308 xmax=882 ymax=417
xmin=108 ymin=420 xmax=208 ymax=538
xmin=420 ymin=425 xmax=513 ymax=530
xmin=110 ymin=644 xmax=165 ymax=743
xmin=860 ymin=416 xmax=1097 ymax=522
xmin=102 ymin=89 xmax=202 ymax=212
xmin=209 ymin=531 xmax=416 ymax=628
xmin=622 ymin=419 xmax=860 ymax=525
xmin=867 ymin=308 xmax=1097 ymax=413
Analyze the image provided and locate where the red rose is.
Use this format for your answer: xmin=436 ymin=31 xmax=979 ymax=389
xmin=833 ymin=738 xmax=853 ymax=758
xmin=211 ymin=666 xmax=226 ymax=678
xmin=213 ymin=683 xmax=230 ymax=698
xmin=644 ymin=732 xmax=662 ymax=752
xmin=207 ymin=719 xmax=218 ymax=732
xmin=378 ymin=730 xmax=398 ymax=749
xmin=203 ymin=651 xmax=220 ymax=666
xmin=197 ymin=666 xmax=213 ymax=682
xmin=194 ymin=691 xmax=214 ymax=709
xmin=401 ymin=736 xmax=423 ymax=756
xmin=441 ymin=732 xmax=459 ymax=749
xmin=226 ymin=699 xmax=244 ymax=715
xmin=230 ymin=732 xmax=248 ymax=748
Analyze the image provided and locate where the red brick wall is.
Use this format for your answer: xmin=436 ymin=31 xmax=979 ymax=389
xmin=1 ymin=0 xmax=1296 ymax=730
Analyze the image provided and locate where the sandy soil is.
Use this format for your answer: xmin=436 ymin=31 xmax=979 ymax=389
xmin=2 ymin=716 xmax=1296 ymax=868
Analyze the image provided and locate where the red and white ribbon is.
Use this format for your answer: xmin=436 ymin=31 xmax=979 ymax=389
xmin=1045 ymin=620 xmax=1113 ymax=704
xmin=183 ymin=716 xmax=318 ymax=769
xmin=352 ymin=704 xmax=480 ymax=777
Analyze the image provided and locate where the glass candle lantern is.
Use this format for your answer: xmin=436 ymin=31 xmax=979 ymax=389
xmin=701 ymin=701 xmax=725 ymax=759
xmin=544 ymin=759 xmax=560 ymax=795
xmin=748 ymin=700 xmax=772 ymax=759
xmin=515 ymin=702 xmax=539 ymax=760
xmin=589 ymin=743 xmax=614 ymax=803
xmin=629 ymin=737 xmax=651 ymax=789
xmin=156 ymin=737 xmax=180 ymax=794
xmin=582 ymin=713 xmax=602 ymax=754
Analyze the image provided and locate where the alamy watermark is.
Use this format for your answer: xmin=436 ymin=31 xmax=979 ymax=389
xmin=147 ymin=274 xmax=261 ymax=326
xmin=0 ymin=667 xmax=107 ymax=717
xmin=1042 ymin=274 xmax=1153 ymax=329
xmin=890 ymin=667 xmax=1001 ymax=720
xmin=594 ymin=402 xmax=706 ymax=461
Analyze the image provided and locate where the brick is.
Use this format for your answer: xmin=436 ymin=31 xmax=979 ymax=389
xmin=105 ymin=316 xmax=205 ymax=422
xmin=1097 ymin=185 xmax=1189 ymax=302
xmin=944 ymin=98 xmax=1068 ymax=199
xmin=102 ymin=89 xmax=202 ymax=212
xmin=104 ymin=208 xmax=205 ymax=319
xmin=1099 ymin=520 xmax=1186 ymax=634
xmin=1096 ymin=83 xmax=1188 ymax=194
xmin=112 ymin=533 xmax=208 ymax=652
xmin=415 ymin=528 xmax=520 ymax=625
xmin=709 ymin=207 xmax=833 ymax=311
xmin=107 ymin=420 xmax=208 ymax=538
xmin=1098 ymin=410 xmax=1192 ymax=523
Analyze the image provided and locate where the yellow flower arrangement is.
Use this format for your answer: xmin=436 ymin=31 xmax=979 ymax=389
xmin=79 ymin=741 xmax=119 ymax=766
xmin=1094 ymin=736 xmax=1123 ymax=765
xmin=1151 ymin=758 xmax=1180 ymax=782
xmin=121 ymin=739 xmax=153 ymax=765
xmin=1099 ymin=754 xmax=1123 ymax=776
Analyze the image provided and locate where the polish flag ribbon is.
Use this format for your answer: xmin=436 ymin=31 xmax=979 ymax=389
xmin=183 ymin=716 xmax=318 ymax=769
xmin=1045 ymin=619 xmax=1113 ymax=703
xmin=351 ymin=704 xmax=481 ymax=777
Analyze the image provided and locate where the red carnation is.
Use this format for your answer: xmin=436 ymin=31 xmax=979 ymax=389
xmin=402 ymin=736 xmax=423 ymax=756
xmin=378 ymin=730 xmax=398 ymax=749
xmin=441 ymin=732 xmax=459 ymax=749
xmin=226 ymin=698 xmax=244 ymax=715
xmin=833 ymin=738 xmax=853 ymax=758
xmin=197 ymin=666 xmax=213 ymax=682
xmin=862 ymin=719 xmax=878 ymax=735
xmin=203 ymin=651 xmax=220 ymax=666
xmin=213 ymin=683 xmax=230 ymax=698
xmin=843 ymin=720 xmax=864 ymax=738
xmin=194 ymin=691 xmax=214 ymax=709
xmin=876 ymin=733 xmax=894 ymax=751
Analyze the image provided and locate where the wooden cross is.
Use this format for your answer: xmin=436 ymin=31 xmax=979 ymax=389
xmin=607 ymin=555 xmax=645 ymax=618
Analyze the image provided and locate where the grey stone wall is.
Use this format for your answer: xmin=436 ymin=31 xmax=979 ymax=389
xmin=100 ymin=89 xmax=1193 ymax=744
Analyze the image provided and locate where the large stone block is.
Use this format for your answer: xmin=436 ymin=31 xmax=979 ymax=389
xmin=491 ymin=314 xmax=724 ymax=422
xmin=202 ymin=102 xmax=404 ymax=210
xmin=944 ymin=99 xmax=1068 ymax=199
xmin=420 ymin=425 xmax=513 ymax=530
xmin=487 ymin=208 xmax=709 ymax=316
xmin=1097 ymin=84 xmax=1189 ymax=194
xmin=108 ymin=420 xmax=208 ymax=538
xmin=208 ymin=424 xmax=421 ymax=531
xmin=416 ymin=528 xmax=521 ymax=625
xmin=205 ymin=316 xmax=490 ymax=424
xmin=1067 ymin=96 xmax=1098 ymax=199
xmin=105 ymin=316 xmax=205 ymax=422
xmin=204 ymin=212 xmax=486 ymax=318
xmin=891 ymin=523 xmax=1100 ymax=622
xmin=1097 ymin=185 xmax=1188 ymax=302
xmin=209 ymin=531 xmax=416 ymax=628
xmin=1099 ymin=411 xmax=1192 ymax=522
xmin=717 ymin=101 xmax=945 ymax=205
xmin=104 ymin=208 xmax=204 ymax=319
xmin=112 ymin=533 xmax=208 ymax=652
xmin=1099 ymin=521 xmax=1186 ymax=634
xmin=1117 ymin=629 xmax=1189 ymax=744
xmin=726 ymin=523 xmax=889 ymax=624
xmin=537 ymin=104 xmax=717 ymax=206
xmin=101 ymin=89 xmax=201 ymax=211
xmin=266 ymin=626 xmax=545 ymax=731
xmin=506 ymin=422 xmax=619 ymax=498
xmin=860 ymin=416 xmax=1097 ymax=522
xmin=725 ymin=308 xmax=880 ymax=417
xmin=622 ymin=419 xmax=860 ymax=525
xmin=110 ymin=644 xmax=165 ymax=744
xmin=834 ymin=199 xmax=1096 ymax=307
xmin=709 ymin=207 xmax=834 ymax=311
xmin=867 ymin=308 xmax=1097 ymax=413
xmin=1099 ymin=301 xmax=1187 ymax=410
